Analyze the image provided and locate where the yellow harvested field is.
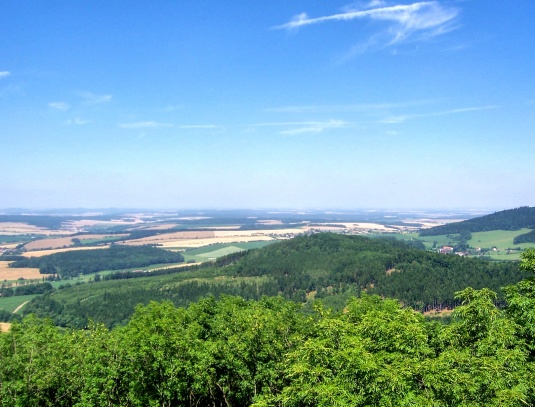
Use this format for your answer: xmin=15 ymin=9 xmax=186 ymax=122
xmin=256 ymin=219 xmax=283 ymax=225
xmin=65 ymin=219 xmax=141 ymax=228
xmin=344 ymin=223 xmax=399 ymax=231
xmin=23 ymin=234 xmax=127 ymax=251
xmin=410 ymin=218 xmax=464 ymax=228
xmin=0 ymin=323 xmax=11 ymax=333
xmin=0 ymin=222 xmax=64 ymax=235
xmin=213 ymin=228 xmax=305 ymax=237
xmin=197 ymin=226 xmax=242 ymax=230
xmin=124 ymin=229 xmax=306 ymax=248
xmin=0 ymin=243 xmax=19 ymax=249
xmin=138 ymin=223 xmax=180 ymax=230
xmin=303 ymin=222 xmax=419 ymax=232
xmin=151 ymin=262 xmax=205 ymax=270
xmin=21 ymin=246 xmax=108 ymax=258
xmin=124 ymin=228 xmax=305 ymax=248
xmin=122 ymin=231 xmax=216 ymax=246
xmin=159 ymin=235 xmax=275 ymax=248
xmin=0 ymin=261 xmax=42 ymax=280
xmin=77 ymin=233 xmax=128 ymax=240
xmin=24 ymin=236 xmax=76 ymax=250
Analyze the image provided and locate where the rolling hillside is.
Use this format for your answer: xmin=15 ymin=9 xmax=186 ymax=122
xmin=420 ymin=206 xmax=535 ymax=237
xmin=20 ymin=233 xmax=527 ymax=328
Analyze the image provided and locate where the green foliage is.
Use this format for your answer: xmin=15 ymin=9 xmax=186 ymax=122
xmin=0 ymin=295 xmax=36 ymax=314
xmin=513 ymin=229 xmax=535 ymax=244
xmin=3 ymin=282 xmax=535 ymax=406
xmin=503 ymin=249 xmax=535 ymax=359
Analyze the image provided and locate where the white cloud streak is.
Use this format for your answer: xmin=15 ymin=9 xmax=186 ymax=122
xmin=164 ymin=105 xmax=184 ymax=112
xmin=265 ymin=101 xmax=435 ymax=114
xmin=278 ymin=120 xmax=348 ymax=135
xmin=64 ymin=117 xmax=89 ymax=125
xmin=80 ymin=91 xmax=113 ymax=104
xmin=380 ymin=105 xmax=497 ymax=123
xmin=0 ymin=71 xmax=10 ymax=79
xmin=48 ymin=102 xmax=70 ymax=110
xmin=178 ymin=125 xmax=220 ymax=129
xmin=276 ymin=1 xmax=459 ymax=46
xmin=119 ymin=121 xmax=173 ymax=129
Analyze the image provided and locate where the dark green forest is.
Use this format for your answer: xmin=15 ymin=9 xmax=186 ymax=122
xmin=1 ymin=250 xmax=535 ymax=406
xmin=0 ymin=283 xmax=53 ymax=298
xmin=19 ymin=233 xmax=528 ymax=328
xmin=9 ymin=245 xmax=184 ymax=277
xmin=514 ymin=229 xmax=535 ymax=244
xmin=420 ymin=206 xmax=535 ymax=236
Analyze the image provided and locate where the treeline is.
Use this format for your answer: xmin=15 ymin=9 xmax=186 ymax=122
xmin=420 ymin=206 xmax=535 ymax=236
xmin=0 ymin=255 xmax=26 ymax=261
xmin=2 ymin=251 xmax=535 ymax=406
xmin=22 ymin=268 xmax=281 ymax=328
xmin=514 ymin=229 xmax=535 ymax=244
xmin=0 ymin=282 xmax=53 ymax=298
xmin=10 ymin=245 xmax=184 ymax=277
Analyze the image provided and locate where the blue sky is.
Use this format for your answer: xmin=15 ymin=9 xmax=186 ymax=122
xmin=1 ymin=1 xmax=534 ymax=210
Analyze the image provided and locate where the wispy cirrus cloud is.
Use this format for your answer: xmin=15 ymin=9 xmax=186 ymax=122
xmin=64 ymin=117 xmax=89 ymax=126
xmin=178 ymin=124 xmax=221 ymax=129
xmin=278 ymin=120 xmax=348 ymax=135
xmin=80 ymin=91 xmax=112 ymax=104
xmin=380 ymin=105 xmax=497 ymax=123
xmin=0 ymin=71 xmax=11 ymax=79
xmin=276 ymin=1 xmax=459 ymax=49
xmin=48 ymin=102 xmax=70 ymax=110
xmin=164 ymin=104 xmax=184 ymax=112
xmin=119 ymin=121 xmax=173 ymax=129
xmin=265 ymin=101 xmax=435 ymax=114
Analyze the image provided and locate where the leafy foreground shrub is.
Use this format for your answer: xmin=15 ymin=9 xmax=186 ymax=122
xmin=1 ymin=250 xmax=535 ymax=406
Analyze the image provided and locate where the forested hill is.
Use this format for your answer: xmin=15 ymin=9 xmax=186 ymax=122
xmin=21 ymin=233 xmax=527 ymax=328
xmin=231 ymin=233 xmax=525 ymax=308
xmin=420 ymin=206 xmax=535 ymax=236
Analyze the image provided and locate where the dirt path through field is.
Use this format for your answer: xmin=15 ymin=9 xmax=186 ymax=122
xmin=13 ymin=301 xmax=30 ymax=314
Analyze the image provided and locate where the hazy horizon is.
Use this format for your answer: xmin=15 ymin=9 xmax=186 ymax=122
xmin=1 ymin=1 xmax=534 ymax=210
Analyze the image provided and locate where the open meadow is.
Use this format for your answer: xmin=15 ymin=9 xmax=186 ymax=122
xmin=0 ymin=295 xmax=35 ymax=313
xmin=181 ymin=241 xmax=275 ymax=262
xmin=471 ymin=229 xmax=533 ymax=250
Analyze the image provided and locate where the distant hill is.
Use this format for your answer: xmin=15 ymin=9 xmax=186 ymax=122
xmin=419 ymin=206 xmax=535 ymax=237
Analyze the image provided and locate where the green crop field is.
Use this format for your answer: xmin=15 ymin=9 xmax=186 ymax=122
xmin=78 ymin=236 xmax=123 ymax=245
xmin=195 ymin=246 xmax=244 ymax=259
xmin=0 ymin=235 xmax=39 ymax=244
xmin=369 ymin=232 xmax=455 ymax=250
xmin=0 ymin=295 xmax=36 ymax=313
xmin=470 ymin=229 xmax=534 ymax=250
xmin=181 ymin=241 xmax=276 ymax=263
xmin=374 ymin=228 xmax=535 ymax=260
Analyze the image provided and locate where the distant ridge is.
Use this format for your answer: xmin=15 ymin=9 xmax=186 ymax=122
xmin=419 ymin=206 xmax=535 ymax=237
